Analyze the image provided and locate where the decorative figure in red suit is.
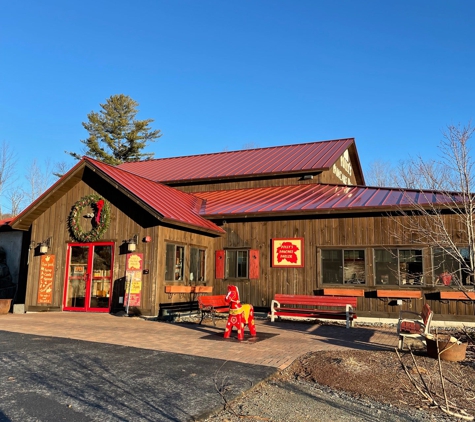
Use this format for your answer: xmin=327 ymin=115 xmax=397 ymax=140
xmin=223 ymin=285 xmax=257 ymax=340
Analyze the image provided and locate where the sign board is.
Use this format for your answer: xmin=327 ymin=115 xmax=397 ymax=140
xmin=37 ymin=255 xmax=55 ymax=304
xmin=271 ymin=238 xmax=304 ymax=268
xmin=125 ymin=253 xmax=143 ymax=307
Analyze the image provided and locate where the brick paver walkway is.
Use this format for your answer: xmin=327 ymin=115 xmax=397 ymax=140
xmin=0 ymin=312 xmax=399 ymax=370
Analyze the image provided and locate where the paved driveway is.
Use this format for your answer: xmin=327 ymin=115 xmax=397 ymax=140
xmin=0 ymin=313 xmax=399 ymax=421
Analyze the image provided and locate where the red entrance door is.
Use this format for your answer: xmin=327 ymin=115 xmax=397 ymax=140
xmin=63 ymin=242 xmax=114 ymax=312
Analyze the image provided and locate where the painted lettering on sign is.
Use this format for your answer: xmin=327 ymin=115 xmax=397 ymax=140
xmin=125 ymin=253 xmax=143 ymax=307
xmin=276 ymin=242 xmax=300 ymax=263
xmin=272 ymin=238 xmax=304 ymax=268
xmin=38 ymin=255 xmax=55 ymax=304
xmin=333 ymin=150 xmax=353 ymax=185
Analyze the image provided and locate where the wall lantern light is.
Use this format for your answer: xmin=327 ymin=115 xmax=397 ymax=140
xmin=127 ymin=234 xmax=138 ymax=252
xmin=144 ymin=235 xmax=152 ymax=243
xmin=39 ymin=237 xmax=52 ymax=254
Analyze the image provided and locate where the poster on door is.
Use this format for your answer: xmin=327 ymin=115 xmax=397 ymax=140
xmin=38 ymin=255 xmax=55 ymax=304
xmin=125 ymin=253 xmax=143 ymax=307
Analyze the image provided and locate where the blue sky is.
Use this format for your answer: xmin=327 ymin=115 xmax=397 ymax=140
xmin=1 ymin=1 xmax=474 ymax=202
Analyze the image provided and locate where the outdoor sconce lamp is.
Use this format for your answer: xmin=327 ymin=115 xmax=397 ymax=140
xmin=39 ymin=237 xmax=52 ymax=254
xmin=127 ymin=234 xmax=138 ymax=252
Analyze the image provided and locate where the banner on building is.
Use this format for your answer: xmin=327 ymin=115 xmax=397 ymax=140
xmin=125 ymin=253 xmax=143 ymax=307
xmin=38 ymin=255 xmax=55 ymax=304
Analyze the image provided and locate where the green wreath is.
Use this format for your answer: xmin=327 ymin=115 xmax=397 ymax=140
xmin=68 ymin=194 xmax=111 ymax=242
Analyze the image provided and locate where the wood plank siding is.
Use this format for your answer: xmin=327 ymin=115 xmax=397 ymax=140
xmin=209 ymin=213 xmax=475 ymax=321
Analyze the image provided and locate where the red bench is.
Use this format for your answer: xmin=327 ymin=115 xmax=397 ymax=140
xmin=197 ymin=295 xmax=229 ymax=326
xmin=269 ymin=294 xmax=357 ymax=328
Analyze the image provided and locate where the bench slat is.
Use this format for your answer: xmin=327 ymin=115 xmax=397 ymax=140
xmin=274 ymin=294 xmax=357 ymax=307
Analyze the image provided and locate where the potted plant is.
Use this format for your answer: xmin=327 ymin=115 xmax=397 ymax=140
xmin=426 ymin=333 xmax=467 ymax=362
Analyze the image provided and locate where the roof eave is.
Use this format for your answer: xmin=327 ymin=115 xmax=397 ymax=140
xmin=201 ymin=205 xmax=451 ymax=220
xmin=161 ymin=217 xmax=225 ymax=236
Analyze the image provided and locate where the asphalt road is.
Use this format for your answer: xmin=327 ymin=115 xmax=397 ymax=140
xmin=0 ymin=331 xmax=276 ymax=422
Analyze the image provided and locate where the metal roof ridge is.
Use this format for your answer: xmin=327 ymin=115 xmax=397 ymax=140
xmin=118 ymin=138 xmax=355 ymax=164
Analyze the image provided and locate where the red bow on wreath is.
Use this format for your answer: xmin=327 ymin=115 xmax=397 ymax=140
xmin=95 ymin=199 xmax=104 ymax=224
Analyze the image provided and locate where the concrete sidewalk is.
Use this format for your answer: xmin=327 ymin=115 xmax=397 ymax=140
xmin=0 ymin=312 xmax=399 ymax=370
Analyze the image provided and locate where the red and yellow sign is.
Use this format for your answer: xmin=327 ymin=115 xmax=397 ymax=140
xmin=38 ymin=255 xmax=55 ymax=304
xmin=125 ymin=253 xmax=143 ymax=307
xmin=271 ymin=238 xmax=304 ymax=268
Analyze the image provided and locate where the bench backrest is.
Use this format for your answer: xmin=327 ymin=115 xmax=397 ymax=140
xmin=198 ymin=295 xmax=228 ymax=309
xmin=421 ymin=303 xmax=432 ymax=327
xmin=274 ymin=294 xmax=357 ymax=308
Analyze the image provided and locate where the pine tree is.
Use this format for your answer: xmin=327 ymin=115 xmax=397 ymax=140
xmin=69 ymin=94 xmax=162 ymax=165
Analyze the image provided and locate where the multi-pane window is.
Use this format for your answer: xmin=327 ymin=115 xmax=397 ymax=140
xmin=374 ymin=249 xmax=423 ymax=286
xmin=321 ymin=249 xmax=366 ymax=284
xmin=226 ymin=250 xmax=249 ymax=279
xmin=190 ymin=247 xmax=206 ymax=282
xmin=432 ymin=247 xmax=473 ymax=286
xmin=165 ymin=243 xmax=185 ymax=281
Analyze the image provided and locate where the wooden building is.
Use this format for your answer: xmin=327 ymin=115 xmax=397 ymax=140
xmin=8 ymin=138 xmax=475 ymax=321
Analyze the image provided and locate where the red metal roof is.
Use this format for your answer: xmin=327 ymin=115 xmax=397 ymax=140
xmin=195 ymin=184 xmax=458 ymax=218
xmin=117 ymin=138 xmax=356 ymax=183
xmin=83 ymin=157 xmax=224 ymax=234
xmin=86 ymin=158 xmax=225 ymax=234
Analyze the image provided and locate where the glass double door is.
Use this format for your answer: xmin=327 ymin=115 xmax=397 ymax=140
xmin=63 ymin=243 xmax=114 ymax=312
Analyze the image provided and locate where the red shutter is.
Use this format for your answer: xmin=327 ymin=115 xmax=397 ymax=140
xmin=215 ymin=250 xmax=225 ymax=279
xmin=249 ymin=249 xmax=259 ymax=280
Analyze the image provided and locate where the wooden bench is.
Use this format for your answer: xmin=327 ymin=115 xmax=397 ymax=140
xmin=269 ymin=294 xmax=357 ymax=328
xmin=197 ymin=295 xmax=229 ymax=326
xmin=158 ymin=301 xmax=199 ymax=321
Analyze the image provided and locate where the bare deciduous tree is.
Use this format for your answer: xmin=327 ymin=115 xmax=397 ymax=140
xmin=365 ymin=159 xmax=396 ymax=187
xmin=24 ymin=159 xmax=55 ymax=205
xmin=4 ymin=189 xmax=25 ymax=217
xmin=391 ymin=122 xmax=475 ymax=292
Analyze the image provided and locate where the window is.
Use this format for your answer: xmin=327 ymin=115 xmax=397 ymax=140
xmin=321 ymin=249 xmax=366 ymax=284
xmin=226 ymin=250 xmax=248 ymax=279
xmin=165 ymin=243 xmax=185 ymax=281
xmin=215 ymin=249 xmax=260 ymax=280
xmin=432 ymin=247 xmax=473 ymax=286
xmin=374 ymin=249 xmax=423 ymax=286
xmin=190 ymin=247 xmax=206 ymax=282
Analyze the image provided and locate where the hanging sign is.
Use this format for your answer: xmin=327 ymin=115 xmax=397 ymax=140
xmin=37 ymin=255 xmax=55 ymax=304
xmin=271 ymin=238 xmax=304 ymax=268
xmin=125 ymin=253 xmax=143 ymax=307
